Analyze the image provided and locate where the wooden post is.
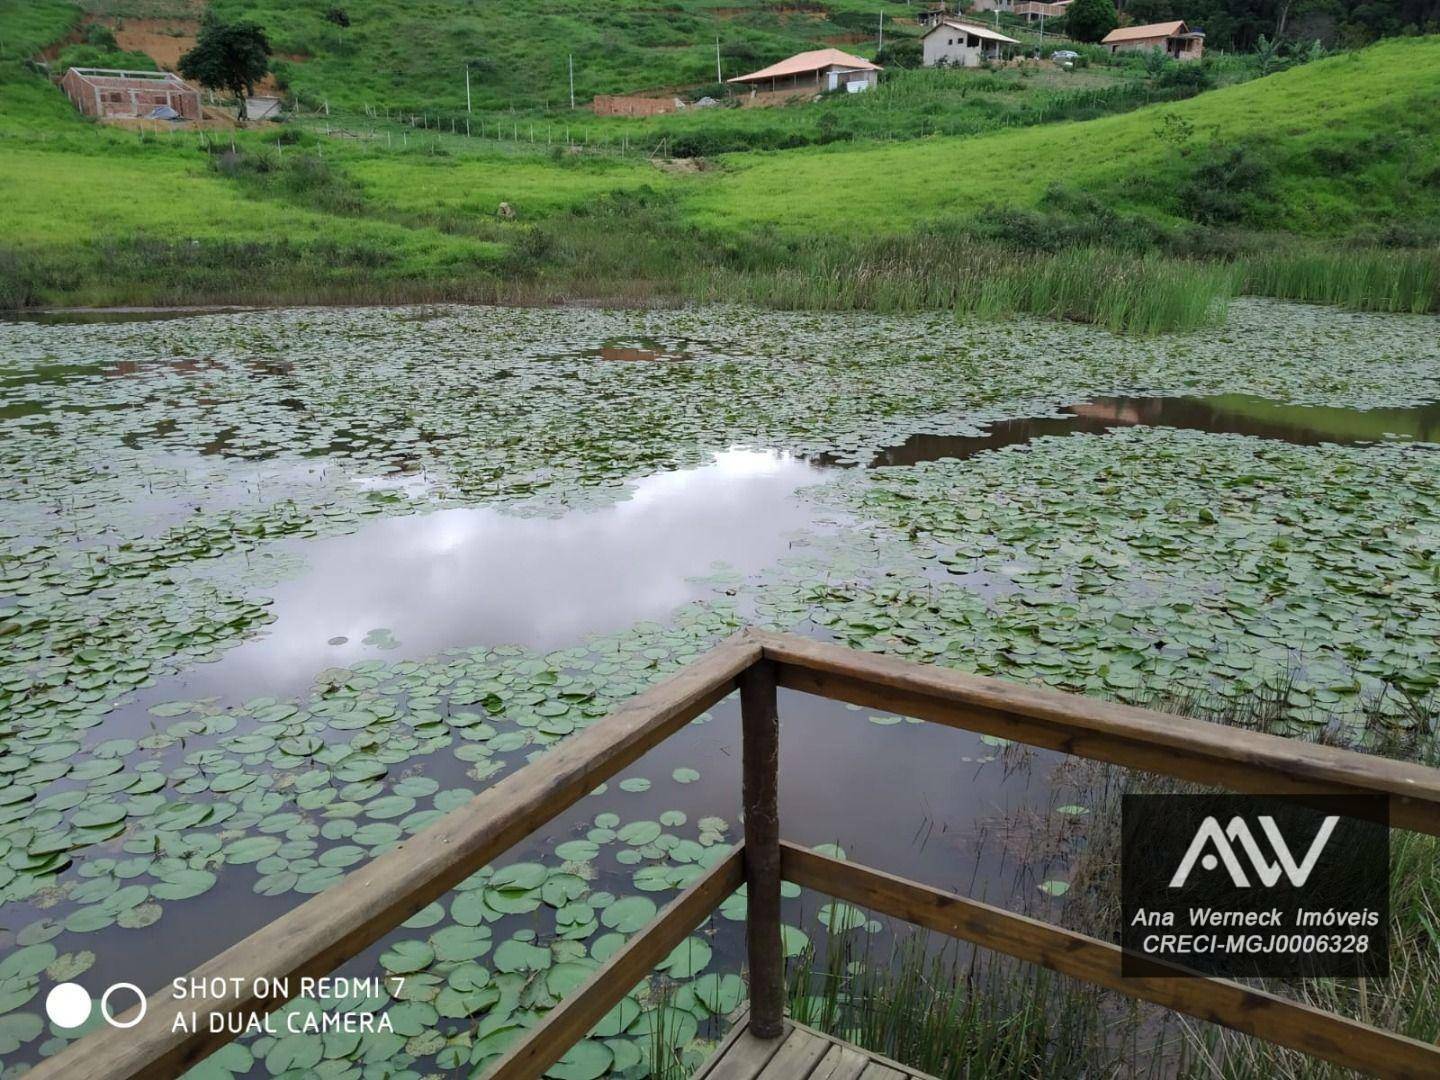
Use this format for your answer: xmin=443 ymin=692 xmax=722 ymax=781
xmin=740 ymin=659 xmax=783 ymax=1039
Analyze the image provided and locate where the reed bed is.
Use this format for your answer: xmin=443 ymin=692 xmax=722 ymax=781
xmin=695 ymin=243 xmax=1238 ymax=335
xmin=1243 ymin=249 xmax=1440 ymax=314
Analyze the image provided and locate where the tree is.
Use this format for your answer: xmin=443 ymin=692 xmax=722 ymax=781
xmin=1254 ymin=32 xmax=1281 ymax=74
xmin=178 ymin=20 xmax=272 ymax=121
xmin=1065 ymin=0 xmax=1120 ymax=43
xmin=325 ymin=7 xmax=351 ymax=49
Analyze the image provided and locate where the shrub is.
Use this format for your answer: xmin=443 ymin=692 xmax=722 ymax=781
xmin=875 ymin=40 xmax=923 ymax=69
xmin=84 ymin=25 xmax=118 ymax=50
xmin=1155 ymin=61 xmax=1216 ymax=96
xmin=1176 ymin=142 xmax=1276 ymax=225
xmin=56 ymin=44 xmax=157 ymax=71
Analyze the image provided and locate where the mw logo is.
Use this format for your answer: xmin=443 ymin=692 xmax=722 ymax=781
xmin=1169 ymin=815 xmax=1340 ymax=888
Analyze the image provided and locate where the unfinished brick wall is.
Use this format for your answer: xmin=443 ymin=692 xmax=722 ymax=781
xmin=61 ymin=69 xmax=202 ymax=120
xmin=592 ymin=94 xmax=678 ymax=118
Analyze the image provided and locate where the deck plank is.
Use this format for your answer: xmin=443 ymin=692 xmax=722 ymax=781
xmin=703 ymin=1024 xmax=790 ymax=1080
xmin=700 ymin=1018 xmax=938 ymax=1080
xmin=810 ymin=1042 xmax=870 ymax=1080
xmin=754 ymin=1026 xmax=833 ymax=1078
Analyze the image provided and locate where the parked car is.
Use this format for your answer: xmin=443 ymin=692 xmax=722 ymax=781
xmin=1050 ymin=49 xmax=1079 ymax=62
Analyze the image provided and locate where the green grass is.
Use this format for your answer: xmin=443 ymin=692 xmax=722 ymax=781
xmin=3 ymin=11 xmax=1439 ymax=330
xmin=199 ymin=0 xmax=913 ymax=113
xmin=0 ymin=0 xmax=80 ymax=60
xmin=688 ymin=38 xmax=1440 ymax=236
xmin=694 ymin=239 xmax=1237 ymax=333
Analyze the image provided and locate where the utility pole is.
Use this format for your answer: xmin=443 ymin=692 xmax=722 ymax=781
xmin=715 ymin=36 xmax=722 ymax=83
xmin=465 ymin=66 xmax=471 ymax=114
xmin=1039 ymin=11 xmax=1045 ymax=54
xmin=877 ymin=12 xmax=884 ymax=52
xmin=568 ymin=54 xmax=575 ymax=108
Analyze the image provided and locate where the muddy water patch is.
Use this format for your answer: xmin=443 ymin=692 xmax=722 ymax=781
xmin=864 ymin=394 xmax=1440 ymax=467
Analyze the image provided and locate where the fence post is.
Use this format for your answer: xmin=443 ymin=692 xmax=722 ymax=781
xmin=739 ymin=660 xmax=783 ymax=1039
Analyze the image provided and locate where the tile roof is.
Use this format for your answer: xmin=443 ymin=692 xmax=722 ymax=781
xmin=1103 ymin=21 xmax=1188 ymax=43
xmin=728 ymin=49 xmax=881 ymax=84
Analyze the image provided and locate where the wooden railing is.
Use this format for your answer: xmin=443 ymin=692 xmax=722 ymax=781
xmin=36 ymin=629 xmax=1440 ymax=1080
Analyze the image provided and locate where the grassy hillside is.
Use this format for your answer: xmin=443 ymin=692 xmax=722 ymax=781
xmin=0 ymin=0 xmax=80 ymax=59
xmin=690 ymin=37 xmax=1440 ymax=237
xmin=2 ymin=10 xmax=1437 ymax=322
xmin=202 ymin=0 xmax=914 ymax=111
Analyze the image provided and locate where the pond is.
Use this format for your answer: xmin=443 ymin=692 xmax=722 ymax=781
xmin=0 ymin=301 xmax=1437 ymax=1076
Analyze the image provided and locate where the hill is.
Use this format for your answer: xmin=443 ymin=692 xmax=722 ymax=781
xmin=1 ymin=9 xmax=1437 ymax=323
xmin=99 ymin=0 xmax=916 ymax=111
xmin=690 ymin=36 xmax=1440 ymax=238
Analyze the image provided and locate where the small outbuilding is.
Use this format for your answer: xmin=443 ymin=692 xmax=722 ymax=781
xmin=61 ymin=67 xmax=202 ymax=121
xmin=922 ymin=18 xmax=1020 ymax=68
xmin=1101 ymin=21 xmax=1206 ymax=61
xmin=727 ymin=49 xmax=882 ymax=94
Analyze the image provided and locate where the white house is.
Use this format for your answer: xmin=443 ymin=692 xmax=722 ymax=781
xmin=921 ymin=18 xmax=1020 ymax=68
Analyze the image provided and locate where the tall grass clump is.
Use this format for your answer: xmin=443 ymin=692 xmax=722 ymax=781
xmin=1243 ymin=249 xmax=1440 ymax=314
xmin=695 ymin=239 xmax=1238 ymax=335
xmin=975 ymin=248 xmax=1239 ymax=334
xmin=786 ymin=924 xmax=1148 ymax=1078
xmin=1176 ymin=828 xmax=1440 ymax=1080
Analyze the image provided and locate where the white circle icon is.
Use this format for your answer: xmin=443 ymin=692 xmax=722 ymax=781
xmin=45 ymin=983 xmax=93 ymax=1029
xmin=100 ymin=983 xmax=147 ymax=1029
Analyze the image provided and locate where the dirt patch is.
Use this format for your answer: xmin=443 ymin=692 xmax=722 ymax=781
xmin=651 ymin=157 xmax=713 ymax=174
xmin=108 ymin=18 xmax=199 ymax=69
xmin=736 ymin=86 xmax=816 ymax=108
xmin=96 ymin=17 xmax=286 ymax=93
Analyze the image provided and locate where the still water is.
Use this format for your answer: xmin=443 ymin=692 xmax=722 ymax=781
xmin=2 ymin=307 xmax=1437 ymax=1075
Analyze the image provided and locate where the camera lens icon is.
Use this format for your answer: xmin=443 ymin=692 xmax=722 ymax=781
xmin=45 ymin=982 xmax=147 ymax=1029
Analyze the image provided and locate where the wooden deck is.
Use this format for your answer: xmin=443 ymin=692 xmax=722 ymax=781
xmin=695 ymin=1017 xmax=937 ymax=1080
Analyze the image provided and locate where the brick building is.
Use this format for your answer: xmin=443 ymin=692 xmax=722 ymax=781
xmin=61 ymin=68 xmax=203 ymax=121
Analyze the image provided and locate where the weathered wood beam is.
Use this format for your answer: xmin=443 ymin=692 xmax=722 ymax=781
xmin=750 ymin=630 xmax=1440 ymax=835
xmin=31 ymin=632 xmax=760 ymax=1080
xmin=488 ymin=846 xmax=745 ymax=1080
xmin=740 ymin=659 xmax=784 ymax=1039
xmin=781 ymin=842 xmax=1440 ymax=1080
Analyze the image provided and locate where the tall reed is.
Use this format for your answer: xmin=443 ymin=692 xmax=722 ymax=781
xmin=694 ymin=242 xmax=1238 ymax=335
xmin=1243 ymin=249 xmax=1440 ymax=314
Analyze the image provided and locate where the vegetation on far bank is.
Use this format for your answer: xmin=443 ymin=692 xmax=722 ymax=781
xmin=2 ymin=1 xmax=1439 ymax=329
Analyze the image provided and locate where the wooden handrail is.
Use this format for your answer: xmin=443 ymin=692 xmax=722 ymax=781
xmin=489 ymin=847 xmax=746 ymax=1080
xmin=40 ymin=628 xmax=1440 ymax=1079
xmin=750 ymin=630 xmax=1440 ymax=835
xmin=781 ymin=843 xmax=1440 ymax=1080
xmin=30 ymin=633 xmax=759 ymax=1080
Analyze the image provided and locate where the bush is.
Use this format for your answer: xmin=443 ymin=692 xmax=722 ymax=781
xmin=84 ymin=25 xmax=118 ymax=50
xmin=56 ymin=45 xmax=157 ymax=71
xmin=1155 ymin=61 xmax=1216 ymax=96
xmin=875 ymin=40 xmax=923 ymax=69
xmin=1176 ymin=142 xmax=1276 ymax=225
